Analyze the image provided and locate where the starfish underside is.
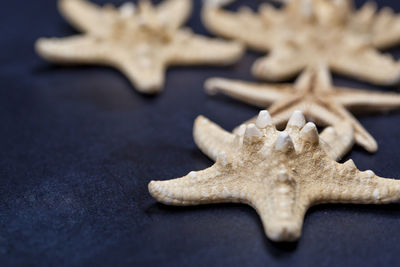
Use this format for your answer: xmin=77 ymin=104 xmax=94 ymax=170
xmin=205 ymin=65 xmax=400 ymax=152
xmin=149 ymin=110 xmax=400 ymax=242
xmin=36 ymin=0 xmax=244 ymax=93
xmin=202 ymin=0 xmax=400 ymax=85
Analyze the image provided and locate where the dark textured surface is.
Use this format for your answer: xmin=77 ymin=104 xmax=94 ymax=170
xmin=2 ymin=0 xmax=400 ymax=266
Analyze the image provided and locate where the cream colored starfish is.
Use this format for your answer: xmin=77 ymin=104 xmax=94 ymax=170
xmin=205 ymin=65 xmax=400 ymax=153
xmin=35 ymin=0 xmax=244 ymax=94
xmin=273 ymin=0 xmax=400 ymax=49
xmin=202 ymin=0 xmax=400 ymax=85
xmin=148 ymin=110 xmax=400 ymax=242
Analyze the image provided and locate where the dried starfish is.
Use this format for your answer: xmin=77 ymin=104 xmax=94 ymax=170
xmin=349 ymin=1 xmax=400 ymax=50
xmin=202 ymin=0 xmax=400 ymax=85
xmin=273 ymin=0 xmax=400 ymax=49
xmin=205 ymin=65 xmax=400 ymax=153
xmin=36 ymin=0 xmax=244 ymax=94
xmin=148 ymin=110 xmax=400 ymax=242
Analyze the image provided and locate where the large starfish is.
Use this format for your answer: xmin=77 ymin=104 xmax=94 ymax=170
xmin=202 ymin=0 xmax=400 ymax=85
xmin=148 ymin=110 xmax=400 ymax=242
xmin=35 ymin=0 xmax=244 ymax=94
xmin=205 ymin=65 xmax=400 ymax=153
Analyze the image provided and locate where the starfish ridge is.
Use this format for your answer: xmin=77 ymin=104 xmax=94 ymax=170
xmin=36 ymin=0 xmax=244 ymax=94
xmin=205 ymin=65 xmax=400 ymax=153
xmin=202 ymin=0 xmax=400 ymax=85
xmin=149 ymin=110 xmax=400 ymax=242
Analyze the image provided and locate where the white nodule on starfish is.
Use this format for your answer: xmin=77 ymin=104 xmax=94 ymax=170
xmin=205 ymin=65 xmax=400 ymax=153
xmin=255 ymin=110 xmax=273 ymax=129
xmin=149 ymin=110 xmax=400 ymax=242
xmin=36 ymin=0 xmax=244 ymax=94
xmin=245 ymin=123 xmax=263 ymax=138
xmin=202 ymin=0 xmax=400 ymax=85
xmin=236 ymin=124 xmax=246 ymax=137
xmin=275 ymin=132 xmax=294 ymax=152
xmin=287 ymin=110 xmax=306 ymax=128
xmin=119 ymin=2 xmax=136 ymax=18
xmin=299 ymin=122 xmax=319 ymax=144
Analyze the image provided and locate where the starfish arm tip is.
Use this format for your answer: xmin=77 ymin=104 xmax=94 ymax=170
xmin=266 ymin=224 xmax=302 ymax=242
xmin=34 ymin=38 xmax=46 ymax=53
xmin=35 ymin=38 xmax=60 ymax=61
xmin=135 ymin=83 xmax=164 ymax=94
xmin=251 ymin=58 xmax=292 ymax=81
xmin=148 ymin=180 xmax=180 ymax=205
xmin=356 ymin=135 xmax=378 ymax=153
xmin=148 ymin=180 xmax=161 ymax=201
xmin=204 ymin=78 xmax=222 ymax=95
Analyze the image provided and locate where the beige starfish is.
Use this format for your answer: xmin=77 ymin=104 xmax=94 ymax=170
xmin=148 ymin=110 xmax=400 ymax=242
xmin=273 ymin=0 xmax=400 ymax=49
xmin=35 ymin=0 xmax=244 ymax=94
xmin=202 ymin=0 xmax=400 ymax=85
xmin=205 ymin=65 xmax=400 ymax=153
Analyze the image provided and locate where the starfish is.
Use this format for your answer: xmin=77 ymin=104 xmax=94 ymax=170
xmin=205 ymin=65 xmax=400 ymax=153
xmin=272 ymin=0 xmax=400 ymax=50
xmin=35 ymin=0 xmax=244 ymax=94
xmin=148 ymin=110 xmax=400 ymax=242
xmin=349 ymin=1 xmax=400 ymax=49
xmin=202 ymin=0 xmax=400 ymax=85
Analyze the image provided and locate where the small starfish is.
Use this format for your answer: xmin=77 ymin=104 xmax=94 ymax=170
xmin=148 ymin=110 xmax=400 ymax=242
xmin=205 ymin=65 xmax=400 ymax=153
xmin=202 ymin=0 xmax=400 ymax=85
xmin=36 ymin=0 xmax=244 ymax=94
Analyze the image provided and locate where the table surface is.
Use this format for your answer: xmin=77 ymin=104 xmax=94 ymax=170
xmin=2 ymin=0 xmax=400 ymax=266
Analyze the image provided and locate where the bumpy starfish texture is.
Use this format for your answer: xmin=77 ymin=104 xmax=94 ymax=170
xmin=202 ymin=0 xmax=400 ymax=85
xmin=36 ymin=0 xmax=244 ymax=94
xmin=205 ymin=65 xmax=400 ymax=153
xmin=148 ymin=110 xmax=400 ymax=242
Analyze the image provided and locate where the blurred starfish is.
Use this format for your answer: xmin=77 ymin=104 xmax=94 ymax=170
xmin=149 ymin=110 xmax=400 ymax=242
xmin=36 ymin=0 xmax=244 ymax=94
xmin=202 ymin=0 xmax=400 ymax=85
xmin=205 ymin=65 xmax=400 ymax=152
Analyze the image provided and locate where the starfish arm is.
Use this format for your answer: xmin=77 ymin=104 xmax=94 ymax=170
xmin=349 ymin=1 xmax=376 ymax=31
xmin=328 ymin=45 xmax=400 ymax=86
xmin=252 ymin=48 xmax=308 ymax=81
xmin=306 ymin=102 xmax=378 ymax=153
xmin=372 ymin=7 xmax=400 ymax=49
xmin=193 ymin=116 xmax=236 ymax=161
xmin=349 ymin=2 xmax=400 ymax=50
xmin=58 ymin=0 xmax=111 ymax=34
xmin=201 ymin=6 xmax=272 ymax=51
xmin=148 ymin=165 xmax=245 ymax=205
xmin=204 ymin=78 xmax=292 ymax=108
xmin=333 ymin=88 xmax=400 ymax=112
xmin=114 ymin=56 xmax=166 ymax=94
xmin=35 ymin=36 xmax=109 ymax=64
xmin=251 ymin=195 xmax=309 ymax=242
xmin=319 ymin=163 xmax=400 ymax=205
xmin=156 ymin=0 xmax=192 ymax=29
xmin=168 ymin=32 xmax=244 ymax=65
xmin=320 ymin=123 xmax=355 ymax=161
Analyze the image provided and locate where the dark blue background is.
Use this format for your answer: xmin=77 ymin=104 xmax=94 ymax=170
xmin=2 ymin=0 xmax=400 ymax=266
